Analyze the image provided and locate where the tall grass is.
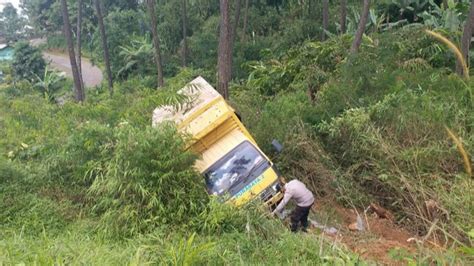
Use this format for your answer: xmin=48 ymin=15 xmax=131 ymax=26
xmin=445 ymin=127 xmax=472 ymax=177
xmin=234 ymin=27 xmax=474 ymax=255
xmin=425 ymin=30 xmax=469 ymax=80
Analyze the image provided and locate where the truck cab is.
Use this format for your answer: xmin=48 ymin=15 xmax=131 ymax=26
xmin=152 ymin=76 xmax=283 ymax=207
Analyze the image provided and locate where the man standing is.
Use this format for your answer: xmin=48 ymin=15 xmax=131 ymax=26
xmin=272 ymin=179 xmax=314 ymax=232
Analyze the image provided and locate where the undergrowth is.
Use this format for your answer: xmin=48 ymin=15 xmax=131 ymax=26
xmin=1 ymin=25 xmax=473 ymax=264
xmin=0 ymin=66 xmax=363 ymax=264
xmin=234 ymin=26 xmax=473 ymax=262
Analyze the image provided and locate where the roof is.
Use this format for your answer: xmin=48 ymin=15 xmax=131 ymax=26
xmin=152 ymin=76 xmax=222 ymax=127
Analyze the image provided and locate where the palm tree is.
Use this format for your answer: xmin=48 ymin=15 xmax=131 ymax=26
xmin=60 ymin=0 xmax=84 ymax=102
xmin=94 ymin=0 xmax=114 ymax=94
xmin=146 ymin=0 xmax=165 ymax=87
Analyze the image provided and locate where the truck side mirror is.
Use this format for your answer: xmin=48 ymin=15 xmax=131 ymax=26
xmin=271 ymin=139 xmax=283 ymax=153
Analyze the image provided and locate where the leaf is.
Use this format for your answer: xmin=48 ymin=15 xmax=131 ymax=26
xmin=468 ymin=229 xmax=474 ymax=239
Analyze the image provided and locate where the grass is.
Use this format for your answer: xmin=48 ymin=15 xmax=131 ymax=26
xmin=1 ymin=24 xmax=473 ymax=265
xmin=425 ymin=30 xmax=469 ymax=80
xmin=445 ymin=126 xmax=472 ymax=177
xmin=0 ymin=207 xmax=363 ymax=265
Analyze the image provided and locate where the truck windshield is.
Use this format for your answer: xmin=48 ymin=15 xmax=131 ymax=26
xmin=204 ymin=141 xmax=268 ymax=196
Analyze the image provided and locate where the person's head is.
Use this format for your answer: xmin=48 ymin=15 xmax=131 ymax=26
xmin=276 ymin=179 xmax=286 ymax=193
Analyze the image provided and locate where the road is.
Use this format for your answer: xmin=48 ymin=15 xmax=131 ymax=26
xmin=43 ymin=52 xmax=103 ymax=87
xmin=29 ymin=38 xmax=103 ymax=87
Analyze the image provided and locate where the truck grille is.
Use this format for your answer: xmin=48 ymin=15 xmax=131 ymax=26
xmin=260 ymin=186 xmax=275 ymax=202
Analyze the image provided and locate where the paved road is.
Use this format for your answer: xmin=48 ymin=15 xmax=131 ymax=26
xmin=43 ymin=52 xmax=103 ymax=87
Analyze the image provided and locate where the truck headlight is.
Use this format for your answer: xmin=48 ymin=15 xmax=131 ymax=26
xmin=272 ymin=183 xmax=281 ymax=192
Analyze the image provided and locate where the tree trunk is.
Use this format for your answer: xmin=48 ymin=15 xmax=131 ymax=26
xmin=232 ymin=0 xmax=242 ymax=45
xmin=340 ymin=0 xmax=347 ymax=34
xmin=182 ymin=0 xmax=188 ymax=67
xmin=60 ymin=0 xmax=84 ymax=102
xmin=218 ymin=0 xmax=232 ymax=99
xmin=76 ymin=0 xmax=84 ymax=89
xmin=442 ymin=0 xmax=448 ymax=9
xmin=308 ymin=0 xmax=312 ymax=18
xmin=241 ymin=0 xmax=249 ymax=43
xmin=456 ymin=1 xmax=474 ymax=77
xmin=322 ymin=0 xmax=329 ymax=40
xmin=351 ymin=0 xmax=370 ymax=54
xmin=94 ymin=0 xmax=114 ymax=94
xmin=146 ymin=0 xmax=165 ymax=87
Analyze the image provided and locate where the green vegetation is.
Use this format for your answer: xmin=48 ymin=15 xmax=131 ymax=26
xmin=0 ymin=3 xmax=26 ymax=42
xmin=0 ymin=69 xmax=361 ymax=264
xmin=237 ymin=26 xmax=474 ymax=238
xmin=11 ymin=42 xmax=46 ymax=82
xmin=1 ymin=0 xmax=473 ymax=264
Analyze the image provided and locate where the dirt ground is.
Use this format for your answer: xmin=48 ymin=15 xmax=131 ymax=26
xmin=308 ymin=198 xmax=418 ymax=265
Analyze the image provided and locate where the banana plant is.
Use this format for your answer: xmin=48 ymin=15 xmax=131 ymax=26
xmin=419 ymin=0 xmax=465 ymax=31
xmin=117 ymin=36 xmax=153 ymax=78
xmin=33 ymin=66 xmax=65 ymax=102
xmin=389 ymin=0 xmax=429 ymax=14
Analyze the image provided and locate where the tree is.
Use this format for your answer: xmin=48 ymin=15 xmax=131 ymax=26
xmin=146 ymin=0 xmax=165 ymax=87
xmin=95 ymin=9 xmax=145 ymax=79
xmin=217 ymin=0 xmax=232 ymax=99
xmin=351 ymin=0 xmax=371 ymax=54
xmin=340 ymin=0 xmax=347 ymax=34
xmin=76 ymin=0 xmax=84 ymax=88
xmin=60 ymin=0 xmax=85 ymax=102
xmin=442 ymin=0 xmax=448 ymax=9
xmin=322 ymin=0 xmax=329 ymax=40
xmin=11 ymin=42 xmax=46 ymax=82
xmin=241 ymin=0 xmax=249 ymax=43
xmin=0 ymin=4 xmax=25 ymax=42
xmin=456 ymin=1 xmax=474 ymax=77
xmin=94 ymin=0 xmax=114 ymax=94
xmin=182 ymin=0 xmax=188 ymax=67
xmin=232 ymin=0 xmax=242 ymax=45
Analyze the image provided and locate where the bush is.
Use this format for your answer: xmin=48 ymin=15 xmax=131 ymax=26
xmin=45 ymin=121 xmax=115 ymax=187
xmin=11 ymin=42 xmax=46 ymax=82
xmin=45 ymin=34 xmax=67 ymax=51
xmin=234 ymin=25 xmax=474 ymax=245
xmin=88 ymin=124 xmax=209 ymax=236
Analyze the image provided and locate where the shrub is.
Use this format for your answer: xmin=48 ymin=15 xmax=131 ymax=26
xmin=45 ymin=34 xmax=66 ymax=51
xmin=11 ymin=42 xmax=46 ymax=82
xmin=33 ymin=67 xmax=66 ymax=102
xmin=44 ymin=121 xmax=115 ymax=187
xmin=88 ymin=124 xmax=208 ymax=236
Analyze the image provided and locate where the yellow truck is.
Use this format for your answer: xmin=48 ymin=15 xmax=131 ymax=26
xmin=152 ymin=76 xmax=283 ymax=207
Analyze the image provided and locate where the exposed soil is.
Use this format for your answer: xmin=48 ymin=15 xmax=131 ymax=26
xmin=309 ymin=198 xmax=417 ymax=265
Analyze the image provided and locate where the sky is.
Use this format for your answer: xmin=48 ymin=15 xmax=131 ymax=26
xmin=0 ymin=0 xmax=21 ymax=11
